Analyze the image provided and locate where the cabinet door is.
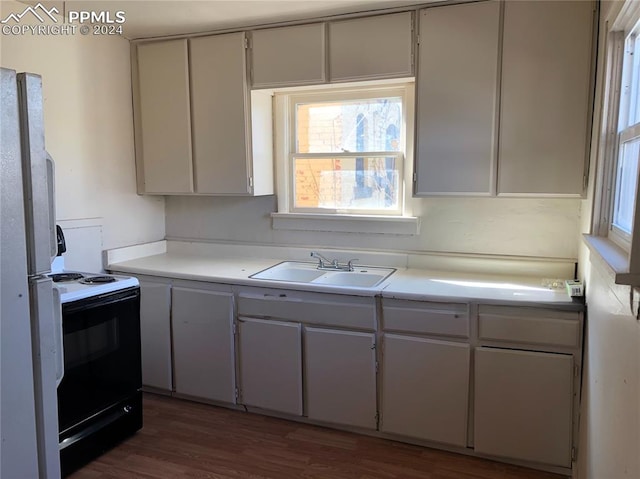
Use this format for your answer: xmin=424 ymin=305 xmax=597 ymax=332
xmin=136 ymin=39 xmax=193 ymax=194
xmin=139 ymin=281 xmax=172 ymax=391
xmin=238 ymin=318 xmax=302 ymax=415
xmin=498 ymin=1 xmax=593 ymax=196
xmin=474 ymin=347 xmax=573 ymax=467
xmin=415 ymin=2 xmax=500 ymax=195
xmin=251 ymin=24 xmax=326 ymax=88
xmin=190 ymin=33 xmax=251 ymax=195
xmin=381 ymin=334 xmax=470 ymax=446
xmin=171 ymin=287 xmax=236 ymax=403
xmin=304 ymin=327 xmax=377 ymax=429
xmin=329 ymin=12 xmax=413 ymax=82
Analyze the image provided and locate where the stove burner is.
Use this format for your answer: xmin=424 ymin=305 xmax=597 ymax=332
xmin=50 ymin=273 xmax=84 ymax=283
xmin=80 ymin=276 xmax=117 ymax=285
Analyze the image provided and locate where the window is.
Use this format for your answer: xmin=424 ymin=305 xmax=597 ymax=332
xmin=275 ymin=84 xmax=410 ymax=217
xmin=587 ymin=2 xmax=640 ymax=286
xmin=611 ymin=28 xmax=640 ymax=249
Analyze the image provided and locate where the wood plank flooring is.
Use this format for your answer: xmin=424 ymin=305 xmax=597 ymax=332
xmin=69 ymin=394 xmax=567 ymax=479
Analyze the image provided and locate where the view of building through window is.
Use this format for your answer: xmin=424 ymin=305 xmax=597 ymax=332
xmin=293 ymin=96 xmax=402 ymax=212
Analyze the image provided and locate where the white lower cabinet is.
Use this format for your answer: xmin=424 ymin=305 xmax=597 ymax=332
xmin=134 ymin=274 xmax=582 ymax=474
xmin=380 ymin=334 xmax=470 ymax=446
xmin=138 ymin=280 xmax=172 ymax=391
xmin=171 ymin=286 xmax=236 ymax=403
xmin=304 ymin=327 xmax=377 ymax=429
xmin=237 ymin=317 xmax=303 ymax=415
xmin=474 ymin=347 xmax=574 ymax=467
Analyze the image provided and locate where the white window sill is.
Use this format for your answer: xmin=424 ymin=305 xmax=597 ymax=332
xmin=583 ymin=234 xmax=640 ymax=286
xmin=271 ymin=213 xmax=420 ymax=236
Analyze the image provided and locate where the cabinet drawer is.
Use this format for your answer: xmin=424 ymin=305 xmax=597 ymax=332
xmin=237 ymin=290 xmax=375 ymax=331
xmin=382 ymin=300 xmax=468 ymax=338
xmin=478 ymin=306 xmax=581 ymax=348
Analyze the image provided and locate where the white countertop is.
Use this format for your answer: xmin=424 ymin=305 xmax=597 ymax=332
xmin=107 ymin=246 xmax=583 ymax=310
xmin=382 ymin=268 xmax=582 ymax=308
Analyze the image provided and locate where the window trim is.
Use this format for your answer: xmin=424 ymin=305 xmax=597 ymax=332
xmin=272 ymin=80 xmax=418 ymax=234
xmin=588 ymin=3 xmax=640 ymax=286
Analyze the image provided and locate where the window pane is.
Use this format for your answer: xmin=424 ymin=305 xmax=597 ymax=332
xmin=295 ymin=97 xmax=402 ymax=154
xmin=613 ymin=138 xmax=640 ymax=234
xmin=625 ymin=34 xmax=640 ymax=127
xmin=293 ymin=157 xmax=399 ymax=211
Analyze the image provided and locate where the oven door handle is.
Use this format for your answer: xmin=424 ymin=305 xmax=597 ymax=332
xmin=53 ymin=287 xmax=64 ymax=387
xmin=59 ymin=405 xmax=132 ymax=451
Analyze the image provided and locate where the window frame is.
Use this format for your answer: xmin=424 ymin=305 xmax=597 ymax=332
xmin=588 ymin=1 xmax=640 ymax=286
xmin=608 ymin=28 xmax=640 ymax=252
xmin=273 ymin=82 xmax=413 ymax=218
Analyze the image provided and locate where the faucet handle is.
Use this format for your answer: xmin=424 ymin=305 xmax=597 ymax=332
xmin=346 ymin=259 xmax=359 ymax=271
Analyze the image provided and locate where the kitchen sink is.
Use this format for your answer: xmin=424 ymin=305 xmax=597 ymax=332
xmin=250 ymin=261 xmax=395 ymax=288
xmin=251 ymin=265 xmax=326 ymax=283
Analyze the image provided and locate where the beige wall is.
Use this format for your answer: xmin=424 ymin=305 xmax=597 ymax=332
xmin=577 ymin=1 xmax=640 ymax=478
xmin=166 ymin=183 xmax=581 ymax=261
xmin=0 ymin=1 xmax=164 ymax=269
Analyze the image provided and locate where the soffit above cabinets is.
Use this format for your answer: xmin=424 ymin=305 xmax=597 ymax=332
xmin=21 ymin=0 xmax=433 ymax=39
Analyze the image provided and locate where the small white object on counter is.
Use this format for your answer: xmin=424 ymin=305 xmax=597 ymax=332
xmin=565 ymin=280 xmax=584 ymax=297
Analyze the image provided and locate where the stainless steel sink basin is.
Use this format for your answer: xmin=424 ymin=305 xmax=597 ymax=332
xmin=250 ymin=261 xmax=395 ymax=288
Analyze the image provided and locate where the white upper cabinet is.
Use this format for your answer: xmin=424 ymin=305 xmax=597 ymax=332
xmin=134 ymin=34 xmax=273 ymax=196
xmin=250 ymin=23 xmax=326 ymax=88
xmin=498 ymin=0 xmax=594 ymax=196
xmin=135 ymin=39 xmax=193 ymax=194
xmin=414 ymin=1 xmax=500 ymax=196
xmin=328 ymin=12 xmax=414 ymax=82
xmin=190 ymin=33 xmax=253 ymax=195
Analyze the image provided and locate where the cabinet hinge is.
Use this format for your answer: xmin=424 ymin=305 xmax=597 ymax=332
xmin=248 ymin=176 xmax=254 ymax=188
xmin=412 ymin=172 xmax=417 ymax=183
xmin=571 ymin=446 xmax=577 ymax=461
xmin=375 ymin=361 xmax=379 ymax=373
xmin=583 ymin=173 xmax=588 ymax=191
xmin=235 ymin=388 xmax=240 ymax=401
xmin=574 ymin=364 xmax=580 ymax=378
xmin=244 ymin=37 xmax=250 ymax=49
xmin=232 ymin=322 xmax=237 ymax=335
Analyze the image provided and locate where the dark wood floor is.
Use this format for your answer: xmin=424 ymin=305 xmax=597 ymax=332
xmin=69 ymin=394 xmax=567 ymax=479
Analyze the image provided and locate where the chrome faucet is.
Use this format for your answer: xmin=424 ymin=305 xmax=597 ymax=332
xmin=310 ymin=252 xmax=358 ymax=271
xmin=310 ymin=251 xmax=336 ymax=269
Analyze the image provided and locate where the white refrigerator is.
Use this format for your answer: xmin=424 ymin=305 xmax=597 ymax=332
xmin=1 ymin=68 xmax=63 ymax=478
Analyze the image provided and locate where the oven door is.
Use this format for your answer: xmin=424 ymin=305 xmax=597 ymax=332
xmin=57 ymin=287 xmax=141 ymax=436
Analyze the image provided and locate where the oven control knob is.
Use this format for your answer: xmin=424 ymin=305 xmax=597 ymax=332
xmin=123 ymin=405 xmax=132 ymax=413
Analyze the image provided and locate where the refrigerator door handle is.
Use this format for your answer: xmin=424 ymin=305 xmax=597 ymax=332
xmin=53 ymin=287 xmax=64 ymax=387
xmin=45 ymin=152 xmax=57 ymax=259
